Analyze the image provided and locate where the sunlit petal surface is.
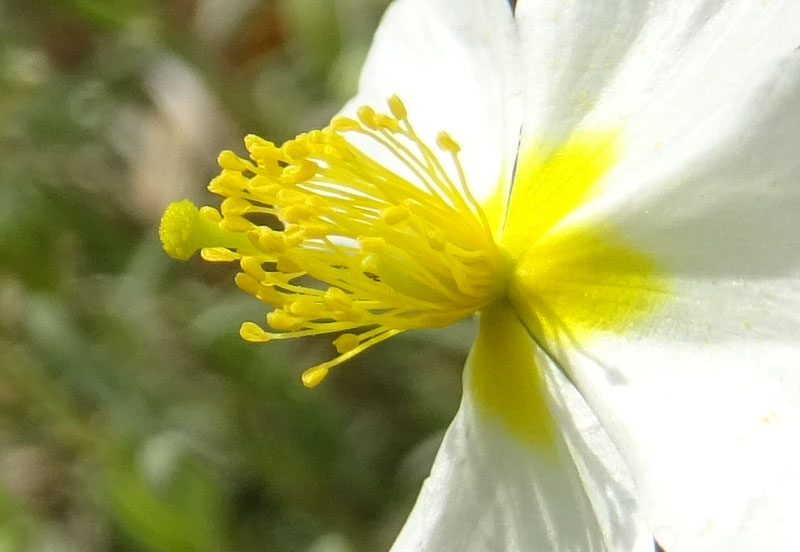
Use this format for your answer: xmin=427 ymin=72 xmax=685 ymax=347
xmin=509 ymin=1 xmax=800 ymax=549
xmin=392 ymin=304 xmax=653 ymax=552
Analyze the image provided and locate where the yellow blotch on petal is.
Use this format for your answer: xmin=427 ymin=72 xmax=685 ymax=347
xmin=502 ymin=131 xmax=621 ymax=258
xmin=469 ymin=302 xmax=556 ymax=449
xmin=508 ymin=225 xmax=670 ymax=344
xmin=500 ymin=130 xmax=669 ymax=343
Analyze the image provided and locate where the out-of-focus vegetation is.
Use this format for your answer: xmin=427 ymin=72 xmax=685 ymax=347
xmin=0 ymin=1 xmax=473 ymax=550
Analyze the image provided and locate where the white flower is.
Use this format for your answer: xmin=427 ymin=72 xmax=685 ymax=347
xmin=159 ymin=0 xmax=800 ymax=550
xmin=349 ymin=1 xmax=800 ymax=551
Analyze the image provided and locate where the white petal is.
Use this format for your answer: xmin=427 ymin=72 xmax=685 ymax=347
xmin=342 ymin=0 xmax=522 ymax=227
xmin=515 ymin=0 xmax=656 ymax=145
xmin=541 ymin=352 xmax=655 ymax=552
xmin=508 ymin=51 xmax=800 ymax=550
xmin=532 ymin=306 xmax=800 ymax=552
xmin=515 ymin=0 xmax=800 ymax=160
xmin=392 ymin=305 xmax=653 ymax=552
xmin=587 ymin=50 xmax=800 ymax=278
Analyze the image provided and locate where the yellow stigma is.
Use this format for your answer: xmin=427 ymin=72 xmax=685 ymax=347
xmin=159 ymin=95 xmax=505 ymax=387
xmin=159 ymin=199 xmax=252 ymax=260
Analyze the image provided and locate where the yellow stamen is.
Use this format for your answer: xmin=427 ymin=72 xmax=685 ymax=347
xmin=159 ymin=96 xmax=506 ymax=386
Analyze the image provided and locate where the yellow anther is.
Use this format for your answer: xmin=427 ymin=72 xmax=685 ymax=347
xmin=323 ymin=287 xmax=352 ymax=311
xmin=249 ymin=175 xmax=279 ymax=190
xmin=332 ymin=309 xmax=361 ymax=322
xmin=240 ymin=256 xmax=266 ymax=281
xmin=287 ymin=298 xmax=322 ymax=319
xmin=220 ymin=215 xmax=256 ymax=233
xmin=240 ymin=322 xmax=271 ymax=342
xmin=218 ymin=150 xmax=250 ymax=171
xmin=235 ymin=272 xmax=261 ymax=295
xmin=387 ymin=95 xmax=407 ymax=120
xmin=208 ymin=171 xmax=249 ymax=194
xmin=261 ymin=271 xmax=296 ymax=286
xmin=267 ymin=309 xmax=302 ymax=331
xmin=280 ymin=160 xmax=318 ymax=185
xmin=281 ymin=139 xmax=309 ymax=159
xmin=201 ymin=247 xmax=240 ymax=262
xmin=358 ymin=236 xmax=385 ymax=252
xmin=276 ymin=255 xmax=302 ymax=274
xmin=221 ymin=196 xmax=252 ymax=216
xmin=298 ymin=222 xmax=329 ymax=239
xmin=333 ymin=333 xmax=360 ymax=354
xmin=320 ymin=143 xmax=342 ymax=160
xmin=244 ymin=134 xmax=274 ymax=152
xmin=252 ymin=159 xmax=282 ymax=179
xmin=436 ymin=131 xmax=461 ymax=153
xmin=249 ymin=145 xmax=280 ymax=159
xmin=283 ymin=229 xmax=305 ymax=248
xmin=357 ymin=105 xmax=379 ymax=130
xmin=280 ymin=205 xmax=313 ymax=224
xmin=305 ymin=195 xmax=328 ymax=211
xmin=250 ymin=152 xmax=282 ymax=175
xmin=330 ymin=116 xmax=361 ymax=132
xmin=381 ymin=206 xmax=409 ymax=225
xmin=377 ymin=114 xmax=400 ymax=131
xmin=301 ymin=366 xmax=329 ymax=388
xmin=283 ymin=223 xmax=306 ymax=242
xmin=199 ymin=206 xmax=222 ymax=222
xmin=255 ymin=228 xmax=286 ymax=253
xmin=256 ymin=284 xmax=285 ymax=305
xmin=276 ymin=188 xmax=308 ymax=205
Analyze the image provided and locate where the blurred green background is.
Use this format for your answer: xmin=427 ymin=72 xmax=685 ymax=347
xmin=0 ymin=1 xmax=475 ymax=550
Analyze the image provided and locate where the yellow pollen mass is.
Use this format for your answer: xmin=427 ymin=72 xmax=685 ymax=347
xmin=159 ymin=95 xmax=506 ymax=387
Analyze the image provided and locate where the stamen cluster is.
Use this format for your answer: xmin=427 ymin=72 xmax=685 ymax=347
xmin=160 ymin=96 xmax=502 ymax=386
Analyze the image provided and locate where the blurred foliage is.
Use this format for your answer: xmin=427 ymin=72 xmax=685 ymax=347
xmin=0 ymin=1 xmax=474 ymax=550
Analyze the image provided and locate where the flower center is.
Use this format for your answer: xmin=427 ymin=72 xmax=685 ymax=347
xmin=159 ymin=96 xmax=506 ymax=386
